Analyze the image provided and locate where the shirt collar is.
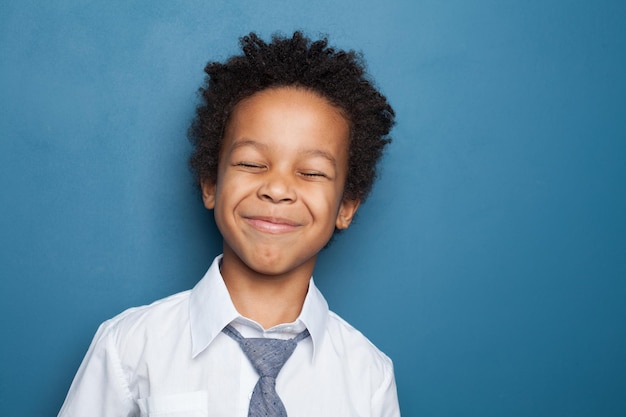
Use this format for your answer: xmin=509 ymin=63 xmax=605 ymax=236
xmin=189 ymin=255 xmax=239 ymax=358
xmin=189 ymin=255 xmax=329 ymax=359
xmin=298 ymin=277 xmax=328 ymax=359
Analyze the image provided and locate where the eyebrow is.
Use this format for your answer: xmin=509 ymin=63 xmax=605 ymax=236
xmin=230 ymin=139 xmax=337 ymax=168
xmin=229 ymin=139 xmax=268 ymax=152
xmin=300 ymin=149 xmax=337 ymax=168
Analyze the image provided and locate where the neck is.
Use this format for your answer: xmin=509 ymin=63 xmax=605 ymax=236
xmin=219 ymin=248 xmax=313 ymax=329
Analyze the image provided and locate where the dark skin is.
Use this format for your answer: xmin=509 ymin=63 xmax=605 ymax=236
xmin=201 ymin=87 xmax=360 ymax=328
xmin=189 ymin=32 xmax=395 ymax=208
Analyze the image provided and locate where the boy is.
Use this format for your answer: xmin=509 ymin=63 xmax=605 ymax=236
xmin=59 ymin=31 xmax=399 ymax=417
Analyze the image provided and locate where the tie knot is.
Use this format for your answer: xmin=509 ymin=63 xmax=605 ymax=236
xmin=240 ymin=338 xmax=297 ymax=378
xmin=222 ymin=325 xmax=310 ymax=417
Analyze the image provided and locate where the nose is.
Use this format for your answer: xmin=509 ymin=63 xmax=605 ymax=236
xmin=257 ymin=170 xmax=296 ymax=203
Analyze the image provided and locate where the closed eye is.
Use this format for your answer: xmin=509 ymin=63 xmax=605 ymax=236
xmin=299 ymin=171 xmax=328 ymax=179
xmin=235 ymin=162 xmax=265 ymax=169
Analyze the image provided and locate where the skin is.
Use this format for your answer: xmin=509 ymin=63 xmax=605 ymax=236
xmin=201 ymin=87 xmax=360 ymax=328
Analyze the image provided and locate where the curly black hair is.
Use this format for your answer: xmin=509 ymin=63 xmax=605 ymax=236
xmin=188 ymin=31 xmax=395 ymax=203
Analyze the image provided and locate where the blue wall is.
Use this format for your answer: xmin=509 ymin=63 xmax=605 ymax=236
xmin=1 ymin=1 xmax=625 ymax=416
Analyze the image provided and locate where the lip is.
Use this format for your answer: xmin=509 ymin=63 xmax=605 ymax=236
xmin=243 ymin=216 xmax=302 ymax=234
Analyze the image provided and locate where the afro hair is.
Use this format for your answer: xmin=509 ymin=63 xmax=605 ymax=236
xmin=188 ymin=31 xmax=395 ymax=202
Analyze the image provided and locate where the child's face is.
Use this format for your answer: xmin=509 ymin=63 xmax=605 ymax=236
xmin=201 ymin=87 xmax=359 ymax=278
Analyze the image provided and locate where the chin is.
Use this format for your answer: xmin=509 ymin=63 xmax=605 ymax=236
xmin=246 ymin=254 xmax=314 ymax=279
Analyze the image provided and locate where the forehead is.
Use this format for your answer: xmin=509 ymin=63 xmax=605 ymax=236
xmin=223 ymin=87 xmax=350 ymax=155
xmin=231 ymin=86 xmax=348 ymax=126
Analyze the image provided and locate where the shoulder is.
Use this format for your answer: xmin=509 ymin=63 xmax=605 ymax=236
xmin=94 ymin=290 xmax=191 ymax=351
xmin=324 ymin=310 xmax=394 ymax=373
xmin=317 ymin=310 xmax=397 ymax=402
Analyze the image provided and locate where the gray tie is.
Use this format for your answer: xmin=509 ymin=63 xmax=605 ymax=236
xmin=222 ymin=324 xmax=310 ymax=417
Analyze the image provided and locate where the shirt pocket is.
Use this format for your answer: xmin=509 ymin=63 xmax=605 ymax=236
xmin=137 ymin=390 xmax=209 ymax=417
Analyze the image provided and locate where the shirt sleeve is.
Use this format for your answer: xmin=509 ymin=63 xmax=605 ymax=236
xmin=371 ymin=358 xmax=401 ymax=417
xmin=58 ymin=320 xmax=138 ymax=417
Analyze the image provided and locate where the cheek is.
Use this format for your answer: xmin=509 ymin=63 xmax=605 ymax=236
xmin=309 ymin=189 xmax=343 ymax=219
xmin=214 ymin=170 xmax=243 ymax=200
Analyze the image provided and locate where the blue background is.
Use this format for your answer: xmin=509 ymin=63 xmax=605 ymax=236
xmin=1 ymin=1 xmax=625 ymax=416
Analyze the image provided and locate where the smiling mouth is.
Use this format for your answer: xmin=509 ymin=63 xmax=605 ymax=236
xmin=244 ymin=216 xmax=301 ymax=234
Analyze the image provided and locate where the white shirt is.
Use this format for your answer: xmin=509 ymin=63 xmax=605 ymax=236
xmin=58 ymin=255 xmax=400 ymax=417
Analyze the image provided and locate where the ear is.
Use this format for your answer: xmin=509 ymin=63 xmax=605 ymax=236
xmin=335 ymin=198 xmax=360 ymax=230
xmin=201 ymin=180 xmax=217 ymax=210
